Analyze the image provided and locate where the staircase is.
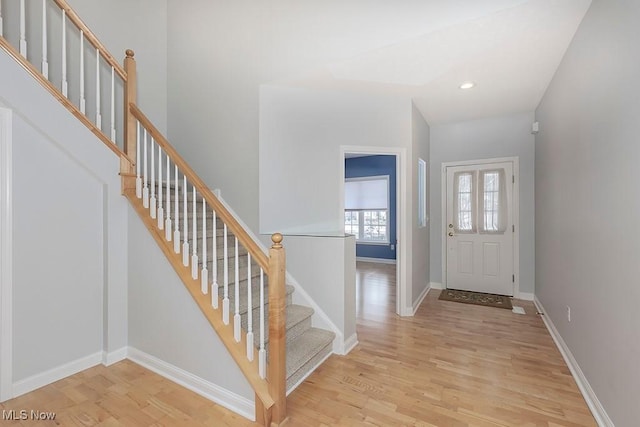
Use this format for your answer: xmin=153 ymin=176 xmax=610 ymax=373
xmin=158 ymin=185 xmax=335 ymax=391
xmin=0 ymin=1 xmax=335 ymax=424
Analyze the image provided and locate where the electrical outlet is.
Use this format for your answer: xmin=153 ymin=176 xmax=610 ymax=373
xmin=567 ymin=305 xmax=571 ymax=322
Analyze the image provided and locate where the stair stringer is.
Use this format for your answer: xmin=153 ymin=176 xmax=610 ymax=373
xmin=124 ymin=186 xmax=275 ymax=414
xmin=214 ymin=189 xmax=345 ymax=354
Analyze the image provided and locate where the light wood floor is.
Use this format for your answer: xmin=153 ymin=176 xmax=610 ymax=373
xmin=1 ymin=262 xmax=595 ymax=426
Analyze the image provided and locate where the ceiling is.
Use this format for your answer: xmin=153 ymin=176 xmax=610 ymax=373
xmin=279 ymin=0 xmax=592 ymax=125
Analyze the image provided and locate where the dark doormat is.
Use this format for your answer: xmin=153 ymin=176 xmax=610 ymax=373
xmin=438 ymin=289 xmax=513 ymax=309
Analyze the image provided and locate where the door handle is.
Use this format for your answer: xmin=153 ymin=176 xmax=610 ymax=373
xmin=448 ymin=232 xmax=454 ymax=237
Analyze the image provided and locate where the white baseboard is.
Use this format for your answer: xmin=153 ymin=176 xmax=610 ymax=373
xmin=12 ymin=351 xmax=102 ymax=398
xmin=515 ymin=291 xmax=534 ymax=301
xmin=340 ymin=333 xmax=359 ymax=355
xmin=102 ymin=347 xmax=128 ymax=366
xmin=533 ymin=298 xmax=614 ymax=427
xmin=428 ymin=281 xmax=444 ymax=290
xmin=127 ymin=347 xmax=254 ymax=421
xmin=412 ymin=284 xmax=430 ymax=315
xmin=355 ymin=256 xmax=396 ymax=265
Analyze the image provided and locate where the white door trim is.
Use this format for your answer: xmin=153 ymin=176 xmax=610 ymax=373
xmin=441 ymin=157 xmax=520 ymax=297
xmin=0 ymin=107 xmax=13 ymax=401
xmin=340 ymin=146 xmax=407 ymax=316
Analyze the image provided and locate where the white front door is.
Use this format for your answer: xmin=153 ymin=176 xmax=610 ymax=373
xmin=445 ymin=160 xmax=514 ymax=296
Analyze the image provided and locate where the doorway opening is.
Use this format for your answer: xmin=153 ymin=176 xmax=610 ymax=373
xmin=340 ymin=146 xmax=406 ymax=316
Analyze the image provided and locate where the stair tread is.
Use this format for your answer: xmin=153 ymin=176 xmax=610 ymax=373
xmin=286 ymin=328 xmax=335 ymax=379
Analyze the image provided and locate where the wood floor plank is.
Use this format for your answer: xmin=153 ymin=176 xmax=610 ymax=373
xmin=1 ymin=262 xmax=595 ymax=426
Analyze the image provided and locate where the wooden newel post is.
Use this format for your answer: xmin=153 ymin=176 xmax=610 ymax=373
xmin=122 ymin=49 xmax=137 ymax=175
xmin=268 ymin=233 xmax=287 ymax=425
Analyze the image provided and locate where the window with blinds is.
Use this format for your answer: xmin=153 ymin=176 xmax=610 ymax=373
xmin=344 ymin=176 xmax=390 ymax=243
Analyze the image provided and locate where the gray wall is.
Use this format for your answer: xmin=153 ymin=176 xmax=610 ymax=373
xmin=1 ymin=47 xmax=128 ymax=387
xmin=535 ymin=0 xmax=640 ymax=424
xmin=259 ymin=85 xmax=411 ymax=234
xmin=411 ymin=103 xmax=430 ymax=307
xmin=429 ymin=111 xmax=535 ymax=294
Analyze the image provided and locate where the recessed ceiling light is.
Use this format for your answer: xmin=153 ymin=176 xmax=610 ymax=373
xmin=459 ymin=81 xmax=475 ymax=90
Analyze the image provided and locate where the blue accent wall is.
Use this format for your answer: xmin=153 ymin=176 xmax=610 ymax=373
xmin=345 ymin=155 xmax=396 ymax=260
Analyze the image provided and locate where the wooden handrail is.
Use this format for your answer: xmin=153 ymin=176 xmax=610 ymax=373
xmin=0 ymin=36 xmax=130 ymax=161
xmin=129 ymin=103 xmax=270 ymax=272
xmin=52 ymin=0 xmax=127 ymax=80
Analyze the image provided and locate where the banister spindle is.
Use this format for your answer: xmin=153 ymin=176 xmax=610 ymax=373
xmin=79 ymin=32 xmax=85 ymax=113
xmin=0 ymin=0 xmax=4 ymax=37
xmin=201 ymin=199 xmax=208 ymax=294
xmin=142 ymin=128 xmax=149 ymax=208
xmin=157 ymin=146 xmax=164 ymax=229
xmin=211 ymin=211 xmax=219 ymax=309
xmin=246 ymin=253 xmax=254 ymax=361
xmin=41 ymin=0 xmax=48 ymax=78
xmin=19 ymin=0 xmax=27 ymax=56
xmin=61 ymin=10 xmax=68 ymax=97
xmin=191 ymin=186 xmax=198 ymax=279
xmin=182 ymin=176 xmax=189 ymax=266
xmin=110 ymin=67 xmax=116 ymax=141
xmin=165 ymin=153 xmax=172 ymax=241
xmin=234 ymin=236 xmax=240 ymax=342
xmin=150 ymin=139 xmax=157 ymax=219
xmin=173 ymin=165 xmax=180 ymax=253
xmin=135 ymin=122 xmax=141 ymax=198
xmin=259 ymin=268 xmax=266 ymax=379
xmin=223 ymin=223 xmax=229 ymax=324
xmin=95 ymin=48 xmax=101 ymax=128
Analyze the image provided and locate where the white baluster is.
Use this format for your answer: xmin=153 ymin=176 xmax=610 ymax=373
xmin=142 ymin=128 xmax=149 ymax=208
xmin=211 ymin=211 xmax=219 ymax=309
xmin=191 ymin=186 xmax=198 ymax=279
xmin=173 ymin=165 xmax=180 ymax=253
xmin=0 ymin=0 xmax=4 ymax=37
xmin=135 ymin=122 xmax=142 ymax=198
xmin=157 ymin=146 xmax=164 ymax=229
xmin=19 ymin=0 xmax=27 ymax=56
xmin=110 ymin=67 xmax=116 ymax=141
xmin=234 ymin=236 xmax=241 ymax=342
xmin=149 ymin=139 xmax=156 ymax=219
xmin=95 ymin=48 xmax=101 ymax=128
xmin=79 ymin=31 xmax=85 ymax=113
xmin=61 ymin=10 xmax=67 ymax=96
xmin=246 ymin=253 xmax=254 ymax=361
xmin=259 ymin=269 xmax=266 ymax=379
xmin=41 ymin=0 xmax=48 ymax=78
xmin=223 ymin=223 xmax=229 ymax=324
xmin=201 ymin=198 xmax=208 ymax=294
xmin=165 ymin=153 xmax=172 ymax=241
xmin=182 ymin=176 xmax=189 ymax=266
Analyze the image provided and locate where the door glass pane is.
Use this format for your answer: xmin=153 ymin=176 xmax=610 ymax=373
xmin=456 ymin=173 xmax=474 ymax=231
xmin=483 ymin=171 xmax=499 ymax=231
